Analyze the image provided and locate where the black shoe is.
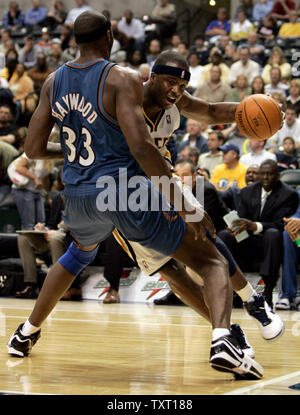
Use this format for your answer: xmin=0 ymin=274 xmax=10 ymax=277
xmin=7 ymin=323 xmax=41 ymax=357
xmin=230 ymin=323 xmax=255 ymax=358
xmin=210 ymin=334 xmax=263 ymax=380
xmin=262 ymin=285 xmax=274 ymax=309
xmin=154 ymin=290 xmax=183 ymax=305
xmin=15 ymin=285 xmax=38 ymax=299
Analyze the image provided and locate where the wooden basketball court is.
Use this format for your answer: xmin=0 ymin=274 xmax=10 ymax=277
xmin=0 ymin=297 xmax=300 ymax=396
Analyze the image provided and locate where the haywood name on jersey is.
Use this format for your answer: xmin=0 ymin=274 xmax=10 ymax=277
xmin=52 ymin=93 xmax=98 ymax=124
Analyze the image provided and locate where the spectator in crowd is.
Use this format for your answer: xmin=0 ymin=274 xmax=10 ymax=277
xmin=265 ymin=67 xmax=289 ymax=96
xmin=276 ymin=136 xmax=299 ymax=172
xmin=271 ymin=0 xmax=296 ymax=21
xmin=240 ymin=138 xmax=277 ymax=167
xmin=46 ymin=38 xmax=71 ymax=71
xmin=187 ymin=52 xmax=202 ymax=92
xmin=177 ymin=119 xmax=209 ymax=155
xmin=223 ymin=43 xmax=239 ymax=67
xmin=111 ymin=19 xmax=129 ymax=54
xmin=189 ymin=34 xmax=209 ymax=66
xmin=177 ymin=42 xmax=189 ymax=60
xmin=178 ymin=145 xmax=200 ymax=167
xmin=231 ymin=74 xmax=251 ymax=102
xmin=37 ymin=27 xmax=52 ymax=55
xmin=197 ymin=48 xmax=230 ymax=85
xmin=24 ymin=0 xmax=47 ymax=28
xmin=211 ymin=142 xmax=248 ymax=191
xmin=0 ymin=105 xmax=18 ymax=145
xmin=257 ymin=15 xmax=279 ymax=41
xmin=3 ymin=2 xmax=25 ymax=31
xmin=198 ymin=129 xmax=225 ymax=177
xmin=269 ymin=106 xmax=300 ymax=150
xmin=64 ymin=0 xmax=92 ymax=27
xmin=194 ymin=65 xmax=232 ymax=103
xmin=150 ymin=0 xmax=177 ymax=41
xmin=0 ymin=140 xmax=19 ymax=203
xmin=8 ymin=63 xmax=37 ymax=114
xmin=0 ymin=49 xmax=18 ymax=81
xmin=242 ymin=31 xmax=265 ymax=66
xmin=59 ymin=23 xmax=72 ymax=51
xmin=218 ymin=159 xmax=298 ymax=308
xmin=64 ymin=36 xmax=80 ymax=60
xmin=251 ymin=75 xmax=265 ymax=94
xmin=18 ymin=35 xmax=39 ymax=70
xmin=253 ymin=0 xmax=274 ymax=23
xmin=275 ymin=202 xmax=300 ymax=310
xmin=287 ymin=79 xmax=300 ymax=116
xmin=229 ymin=9 xmax=255 ymax=43
xmin=235 ymin=0 xmax=254 ymax=20
xmin=170 ymin=33 xmax=182 ymax=51
xmin=27 ymin=51 xmax=52 ymax=91
xmin=218 ymin=34 xmax=231 ymax=54
xmin=127 ymin=50 xmax=146 ymax=71
xmin=117 ymin=10 xmax=145 ymax=53
xmin=262 ymin=47 xmax=291 ymax=84
xmin=278 ymin=10 xmax=300 ymax=38
xmin=272 ymin=91 xmax=287 ymax=111
xmin=229 ymin=46 xmax=259 ymax=86
xmin=0 ymin=29 xmax=20 ymax=56
xmin=205 ymin=7 xmax=231 ymax=40
xmin=138 ymin=63 xmax=150 ymax=82
xmin=146 ymin=39 xmax=161 ymax=68
xmin=43 ymin=0 xmax=67 ymax=29
xmin=220 ymin=164 xmax=259 ymax=211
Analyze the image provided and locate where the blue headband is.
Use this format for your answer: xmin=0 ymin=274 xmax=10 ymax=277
xmin=152 ymin=64 xmax=191 ymax=82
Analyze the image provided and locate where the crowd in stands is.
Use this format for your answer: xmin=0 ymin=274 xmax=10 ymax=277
xmin=0 ymin=0 xmax=300 ymax=309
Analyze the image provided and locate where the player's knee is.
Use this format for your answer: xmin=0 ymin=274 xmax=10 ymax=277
xmin=58 ymin=241 xmax=99 ymax=276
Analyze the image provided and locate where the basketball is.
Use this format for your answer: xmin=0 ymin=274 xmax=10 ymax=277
xmin=235 ymin=94 xmax=282 ymax=140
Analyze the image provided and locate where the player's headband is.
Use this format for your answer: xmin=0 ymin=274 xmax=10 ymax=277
xmin=152 ymin=64 xmax=191 ymax=82
xmin=75 ymin=20 xmax=111 ymax=43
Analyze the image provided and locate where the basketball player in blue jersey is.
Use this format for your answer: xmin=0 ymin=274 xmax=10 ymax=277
xmin=7 ymin=11 xmax=264 ymax=380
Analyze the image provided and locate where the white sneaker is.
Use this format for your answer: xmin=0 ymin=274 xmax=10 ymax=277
xmin=275 ymin=298 xmax=290 ymax=310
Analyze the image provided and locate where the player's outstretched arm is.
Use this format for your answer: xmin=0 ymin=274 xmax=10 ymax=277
xmin=177 ymin=91 xmax=238 ymax=125
xmin=24 ymin=75 xmax=63 ymax=160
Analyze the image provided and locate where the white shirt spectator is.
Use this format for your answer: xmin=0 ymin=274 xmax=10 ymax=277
xmin=229 ymin=59 xmax=259 ymax=85
xmin=117 ymin=16 xmax=145 ymax=40
xmin=269 ymin=119 xmax=300 ymax=148
xmin=188 ymin=65 xmax=203 ymax=89
xmin=240 ymin=149 xmax=276 ymax=166
xmin=65 ymin=5 xmax=92 ymax=25
xmin=265 ymin=82 xmax=289 ymax=97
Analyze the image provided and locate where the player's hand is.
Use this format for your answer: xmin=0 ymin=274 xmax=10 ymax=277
xmin=186 ymin=210 xmax=216 ymax=241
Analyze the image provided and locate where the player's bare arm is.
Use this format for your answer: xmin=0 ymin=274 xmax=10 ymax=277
xmin=177 ymin=91 xmax=238 ymax=125
xmin=24 ymin=74 xmax=63 ymax=160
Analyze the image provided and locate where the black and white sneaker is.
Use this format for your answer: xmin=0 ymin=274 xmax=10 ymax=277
xmin=7 ymin=323 xmax=41 ymax=357
xmin=230 ymin=323 xmax=255 ymax=358
xmin=210 ymin=334 xmax=263 ymax=380
xmin=244 ymin=294 xmax=284 ymax=341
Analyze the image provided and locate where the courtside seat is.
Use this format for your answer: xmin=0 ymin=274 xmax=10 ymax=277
xmin=280 ymin=169 xmax=300 ymax=189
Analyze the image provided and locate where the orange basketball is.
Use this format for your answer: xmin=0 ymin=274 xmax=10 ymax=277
xmin=235 ymin=94 xmax=282 ymax=140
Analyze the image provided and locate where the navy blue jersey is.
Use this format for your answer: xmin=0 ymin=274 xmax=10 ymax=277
xmin=50 ymin=58 xmax=140 ymax=189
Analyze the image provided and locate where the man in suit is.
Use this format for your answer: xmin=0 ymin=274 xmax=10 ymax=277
xmin=218 ymin=159 xmax=299 ymax=307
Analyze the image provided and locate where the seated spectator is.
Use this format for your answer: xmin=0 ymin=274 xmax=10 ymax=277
xmin=287 ymin=79 xmax=300 ymax=116
xmin=220 ymin=164 xmax=259 ymax=211
xmin=251 ymin=75 xmax=265 ymax=94
xmin=278 ymin=10 xmax=300 ymax=37
xmin=111 ymin=19 xmax=129 ymax=54
xmin=197 ymin=47 xmax=230 ymax=85
xmin=205 ymin=7 xmax=231 ymax=40
xmin=268 ymin=106 xmax=300 ymax=150
xmin=253 ymin=0 xmax=274 ymax=23
xmin=235 ymin=0 xmax=254 ymax=20
xmin=177 ymin=42 xmax=189 ymax=60
xmin=188 ymin=34 xmax=209 ymax=66
xmin=218 ymin=159 xmax=298 ymax=307
xmin=231 ymin=74 xmax=251 ymax=102
xmin=18 ymin=35 xmax=39 ymax=70
xmin=0 ymin=49 xmax=18 ymax=81
xmin=272 ymin=91 xmax=287 ymax=112
xmin=265 ymin=67 xmax=289 ymax=96
xmin=229 ymin=9 xmax=255 ymax=43
xmin=24 ymin=0 xmax=48 ymax=29
xmin=37 ymin=27 xmax=52 ymax=55
xmin=178 ymin=145 xmax=200 ymax=167
xmin=150 ymin=0 xmax=177 ymax=41
xmin=46 ymin=38 xmax=71 ymax=71
xmin=65 ymin=35 xmax=80 ymax=60
xmin=240 ymin=138 xmax=277 ymax=166
xmin=27 ymin=51 xmax=52 ymax=91
xmin=229 ymin=46 xmax=260 ymax=86
xmin=3 ymin=2 xmax=25 ymax=31
xmin=271 ymin=0 xmax=296 ymax=21
xmin=257 ymin=15 xmax=279 ymax=41
xmin=146 ymin=39 xmax=161 ymax=68
xmin=187 ymin=52 xmax=202 ymax=92
xmin=117 ymin=10 xmax=145 ymax=53
xmin=262 ymin=47 xmax=291 ymax=84
xmin=8 ymin=63 xmax=37 ymax=113
xmin=127 ymin=50 xmax=146 ymax=71
xmin=276 ymin=136 xmax=299 ymax=172
xmin=0 ymin=105 xmax=18 ymax=145
xmin=198 ymin=129 xmax=225 ymax=177
xmin=43 ymin=0 xmax=67 ymax=29
xmin=242 ymin=31 xmax=265 ymax=66
xmin=211 ymin=142 xmax=248 ymax=191
xmin=0 ymin=141 xmax=19 ymax=203
xmin=0 ymin=29 xmax=20 ymax=56
xmin=218 ymin=34 xmax=231 ymax=54
xmin=275 ymin=205 xmax=300 ymax=310
xmin=170 ymin=33 xmax=182 ymax=51
xmin=177 ymin=119 xmax=209 ymax=155
xmin=223 ymin=43 xmax=239 ymax=67
xmin=194 ymin=65 xmax=232 ymax=103
xmin=58 ymin=23 xmax=72 ymax=51
xmin=64 ymin=0 xmax=92 ymax=27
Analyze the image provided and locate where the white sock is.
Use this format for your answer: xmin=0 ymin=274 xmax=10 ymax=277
xmin=21 ymin=319 xmax=40 ymax=336
xmin=236 ymin=282 xmax=256 ymax=303
xmin=212 ymin=328 xmax=230 ymax=341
